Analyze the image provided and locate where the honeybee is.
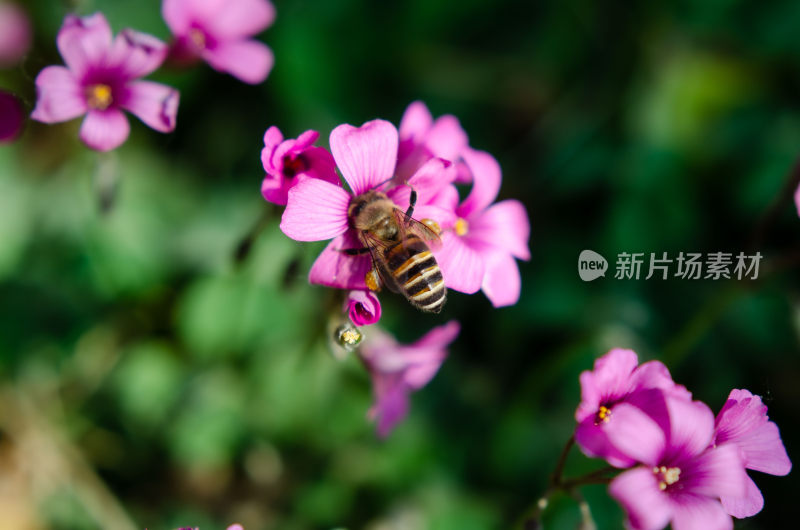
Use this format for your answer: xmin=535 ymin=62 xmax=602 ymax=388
xmin=345 ymin=189 xmax=447 ymax=313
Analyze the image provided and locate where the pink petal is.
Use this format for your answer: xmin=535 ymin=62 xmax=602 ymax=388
xmin=457 ymin=147 xmax=501 ymax=217
xmin=468 ymin=200 xmax=530 ymax=260
xmin=426 ymin=114 xmax=468 ymax=161
xmin=735 ymin=420 xmax=792 ymax=475
xmin=57 ymin=13 xmax=113 ymax=77
xmin=435 ymin=232 xmax=484 ymax=294
xmin=412 ymin=320 xmax=460 ymax=350
xmin=630 ymin=360 xmax=689 ymax=399
xmin=398 ymin=100 xmax=433 ymax=141
xmin=330 ymin=119 xmax=398 ymax=195
xmin=308 ymin=233 xmax=371 ymax=290
xmin=162 ymin=0 xmax=194 ymax=34
xmin=609 ymin=467 xmax=673 ymax=530
xmin=79 ymin=109 xmax=130 ymax=151
xmin=280 ymin=178 xmax=350 ymax=241
xmin=372 ymin=382 xmax=410 ymax=438
xmin=261 ymin=125 xmax=284 ymax=170
xmin=665 ymin=397 xmax=715 ymax=457
xmin=720 ymin=474 xmax=764 ymax=519
xmin=121 ymin=81 xmax=179 ymax=132
xmin=30 ymin=66 xmax=87 ymax=123
xmin=575 ymin=348 xmax=639 ymax=422
xmin=688 ymin=443 xmax=747 ymax=500
xmin=387 ymin=158 xmax=456 ymax=210
xmin=110 ymin=29 xmax=168 ymax=79
xmin=205 ymin=0 xmax=276 ymax=39
xmin=480 ymin=249 xmax=521 ymax=307
xmin=0 ymin=3 xmax=32 ymax=67
xmin=346 ymin=290 xmax=381 ymax=326
xmin=795 ymin=182 xmax=800 ymax=217
xmin=670 ymin=495 xmax=733 ymax=530
xmin=603 ymin=402 xmax=666 ymax=466
xmin=574 ymin=418 xmax=637 ymax=469
xmin=202 ymin=39 xmax=274 ymax=84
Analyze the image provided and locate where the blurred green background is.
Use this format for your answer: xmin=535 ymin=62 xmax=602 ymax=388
xmin=1 ymin=0 xmax=799 ymax=528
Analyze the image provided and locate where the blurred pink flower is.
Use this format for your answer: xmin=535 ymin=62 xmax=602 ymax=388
xmin=260 ymin=126 xmax=338 ymax=205
xmin=574 ymin=348 xmax=691 ymax=468
xmin=431 ymin=147 xmax=530 ymax=306
xmin=712 ymin=389 xmax=792 ymax=518
xmin=0 ymin=2 xmax=32 ymax=67
xmin=608 ymin=395 xmax=748 ymax=530
xmin=0 ymin=89 xmax=24 ymax=142
xmin=795 ymin=182 xmax=800 ymax=217
xmin=345 ymin=289 xmax=381 ymax=326
xmin=280 ymin=119 xmax=454 ymax=289
xmin=162 ymin=0 xmax=275 ymax=84
xmin=31 ymin=13 xmax=179 ymax=152
xmin=360 ymin=321 xmax=459 ymax=437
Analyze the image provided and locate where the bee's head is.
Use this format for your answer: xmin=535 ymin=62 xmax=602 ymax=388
xmin=348 ymin=190 xmax=395 ymax=234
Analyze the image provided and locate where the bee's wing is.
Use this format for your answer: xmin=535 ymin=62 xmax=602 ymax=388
xmin=393 ymin=209 xmax=443 ymax=251
xmin=360 ymin=231 xmax=403 ymax=293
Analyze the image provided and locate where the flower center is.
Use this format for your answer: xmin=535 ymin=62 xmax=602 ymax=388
xmin=282 ymin=154 xmax=309 ymax=178
xmin=189 ymin=28 xmax=206 ymax=50
xmin=455 ymin=217 xmax=469 ymax=236
xmin=595 ymin=405 xmax=612 ymax=424
xmin=86 ymin=84 xmax=113 ymax=110
xmin=653 ymin=466 xmax=681 ymax=491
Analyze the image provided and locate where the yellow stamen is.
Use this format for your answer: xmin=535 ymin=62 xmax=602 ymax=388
xmin=653 ymin=466 xmax=681 ymax=491
xmin=86 ymin=84 xmax=113 ymax=110
xmin=454 ymin=217 xmax=469 ymax=236
xmin=365 ymin=269 xmax=381 ymax=292
xmin=189 ymin=28 xmax=206 ymax=50
xmin=596 ymin=405 xmax=611 ymax=424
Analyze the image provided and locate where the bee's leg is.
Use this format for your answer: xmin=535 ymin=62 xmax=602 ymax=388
xmin=340 ymin=247 xmax=370 ymax=255
xmin=365 ymin=269 xmax=382 ymax=292
xmin=404 ymin=187 xmax=418 ymax=222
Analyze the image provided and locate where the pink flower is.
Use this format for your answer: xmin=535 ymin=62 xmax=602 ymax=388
xmin=0 ymin=89 xmax=24 ymax=142
xmin=795 ymin=182 xmax=800 ymax=218
xmin=712 ymin=389 xmax=792 ymax=518
xmin=397 ymin=100 xmax=469 ymax=182
xmin=162 ymin=0 xmax=275 ymax=84
xmin=280 ymin=119 xmax=455 ymax=290
xmin=345 ymin=289 xmax=381 ymax=326
xmin=260 ymin=126 xmax=338 ymax=205
xmin=0 ymin=2 xmax=31 ymax=67
xmin=359 ymin=321 xmax=459 ymax=437
xmin=608 ymin=395 xmax=748 ymax=530
xmin=31 ymin=13 xmax=179 ymax=152
xmin=574 ymin=348 xmax=691 ymax=468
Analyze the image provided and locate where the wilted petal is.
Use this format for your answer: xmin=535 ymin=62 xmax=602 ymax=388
xmin=346 ymin=290 xmax=381 ymax=326
xmin=30 ymin=66 xmax=87 ymax=123
xmin=609 ymin=467 xmax=673 ymax=530
xmin=457 ymin=147 xmax=501 ymax=217
xmin=330 ymin=120 xmax=398 ymax=195
xmin=720 ymin=474 xmax=764 ymax=519
xmin=206 ymin=0 xmax=276 ymax=39
xmin=280 ymin=178 xmax=350 ymax=241
xmin=468 ymin=200 xmax=530 ymax=260
xmin=435 ymin=232 xmax=484 ymax=294
xmin=480 ymin=249 xmax=521 ymax=307
xmin=121 ymin=81 xmax=179 ymax=132
xmin=670 ymin=495 xmax=733 ymax=530
xmin=203 ymin=39 xmax=274 ymax=84
xmin=79 ymin=109 xmax=130 ymax=151
xmin=308 ymin=233 xmax=371 ymax=289
xmin=57 ymin=13 xmax=113 ymax=76
xmin=603 ymin=402 xmax=666 ymax=466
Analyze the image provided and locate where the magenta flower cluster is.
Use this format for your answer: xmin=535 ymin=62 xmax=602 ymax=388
xmin=31 ymin=0 xmax=274 ymax=151
xmin=262 ymin=101 xmax=531 ymax=326
xmin=576 ymin=349 xmax=791 ymax=530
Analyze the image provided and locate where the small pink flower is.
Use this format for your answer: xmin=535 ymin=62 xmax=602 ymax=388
xmin=608 ymin=395 xmax=748 ymax=530
xmin=280 ymin=119 xmax=454 ymax=290
xmin=712 ymin=389 xmax=792 ymax=518
xmin=345 ymin=289 xmax=381 ymax=326
xmin=260 ymin=126 xmax=338 ymax=205
xmin=397 ymin=100 xmax=469 ymax=182
xmin=574 ymin=348 xmax=691 ymax=468
xmin=360 ymin=321 xmax=459 ymax=437
xmin=162 ymin=0 xmax=275 ymax=84
xmin=795 ymin=182 xmax=800 ymax=218
xmin=31 ymin=13 xmax=179 ymax=152
xmin=0 ymin=89 xmax=24 ymax=142
xmin=0 ymin=2 xmax=32 ymax=67
xmin=431 ymin=147 xmax=530 ymax=306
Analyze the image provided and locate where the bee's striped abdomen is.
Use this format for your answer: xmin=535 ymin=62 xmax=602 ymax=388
xmin=385 ymin=236 xmax=447 ymax=313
